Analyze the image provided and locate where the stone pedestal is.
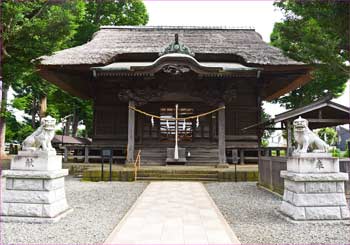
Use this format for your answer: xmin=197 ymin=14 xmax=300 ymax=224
xmin=280 ymin=153 xmax=350 ymax=221
xmin=1 ymin=151 xmax=71 ymax=223
xmin=166 ymin=148 xmax=187 ymax=164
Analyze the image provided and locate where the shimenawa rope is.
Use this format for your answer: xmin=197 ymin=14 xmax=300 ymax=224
xmin=128 ymin=106 xmax=225 ymax=121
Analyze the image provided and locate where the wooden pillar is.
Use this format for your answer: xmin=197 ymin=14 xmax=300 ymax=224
xmin=137 ymin=114 xmax=143 ymax=144
xmin=217 ymin=103 xmax=228 ymax=167
xmin=84 ymin=146 xmax=89 ymax=163
xmin=286 ymin=120 xmax=292 ymax=156
xmin=209 ymin=114 xmax=213 ymax=142
xmin=264 ymin=149 xmax=269 ymax=157
xmin=63 ymin=147 xmax=68 ymax=163
xmin=276 ymin=149 xmax=280 ymax=157
xmin=39 ymin=96 xmax=47 ymax=120
xmin=240 ymin=149 xmax=245 ymax=165
xmin=126 ymin=100 xmax=135 ymax=164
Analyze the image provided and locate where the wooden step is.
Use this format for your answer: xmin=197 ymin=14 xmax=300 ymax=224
xmin=137 ymin=173 xmax=218 ymax=178
xmin=136 ymin=177 xmax=218 ymax=181
xmin=139 ymin=144 xmax=219 ymax=166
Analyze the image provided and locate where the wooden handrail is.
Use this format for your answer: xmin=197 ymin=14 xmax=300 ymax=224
xmin=134 ymin=150 xmax=141 ymax=181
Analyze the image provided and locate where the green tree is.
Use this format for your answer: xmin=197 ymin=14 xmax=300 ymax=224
xmin=73 ymin=0 xmax=148 ymax=46
xmin=3 ymin=0 xmax=149 ymax=149
xmin=5 ymin=114 xmax=34 ymax=143
xmin=1 ymin=0 xmax=85 ymax=154
xmin=271 ymin=0 xmax=349 ymax=109
xmin=260 ymin=106 xmax=272 ymax=147
xmin=317 ymin=127 xmax=338 ymax=146
xmin=51 ymin=0 xmax=149 ymax=136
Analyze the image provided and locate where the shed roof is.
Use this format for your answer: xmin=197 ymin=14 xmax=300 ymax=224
xmin=38 ymin=26 xmax=304 ymax=66
xmin=243 ymin=96 xmax=350 ymax=130
xmin=52 ymin=135 xmax=92 ymax=145
xmin=274 ymin=96 xmax=350 ymax=127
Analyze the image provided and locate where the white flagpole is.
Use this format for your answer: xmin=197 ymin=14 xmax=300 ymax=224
xmin=174 ymin=104 xmax=179 ymax=160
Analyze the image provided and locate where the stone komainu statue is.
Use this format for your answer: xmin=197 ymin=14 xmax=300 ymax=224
xmin=293 ymin=116 xmax=329 ymax=153
xmin=22 ymin=115 xmax=56 ymax=152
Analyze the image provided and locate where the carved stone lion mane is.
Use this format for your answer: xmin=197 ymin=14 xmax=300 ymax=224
xmin=22 ymin=115 xmax=56 ymax=152
xmin=293 ymin=116 xmax=329 ymax=153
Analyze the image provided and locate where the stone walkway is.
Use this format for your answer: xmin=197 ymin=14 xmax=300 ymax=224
xmin=104 ymin=181 xmax=240 ymax=244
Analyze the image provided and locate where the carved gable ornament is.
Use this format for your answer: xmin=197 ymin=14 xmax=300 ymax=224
xmin=159 ymin=34 xmax=195 ymax=57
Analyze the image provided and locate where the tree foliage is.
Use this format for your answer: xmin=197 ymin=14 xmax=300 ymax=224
xmin=2 ymin=0 xmax=149 ymax=141
xmin=73 ymin=0 xmax=148 ymax=46
xmin=271 ymin=0 xmax=350 ymax=109
xmin=2 ymin=0 xmax=86 ymax=139
xmin=5 ymin=114 xmax=34 ymax=142
xmin=317 ymin=127 xmax=338 ymax=146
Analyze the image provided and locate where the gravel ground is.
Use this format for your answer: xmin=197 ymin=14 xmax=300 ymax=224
xmin=1 ymin=177 xmax=148 ymax=244
xmin=205 ymin=182 xmax=350 ymax=245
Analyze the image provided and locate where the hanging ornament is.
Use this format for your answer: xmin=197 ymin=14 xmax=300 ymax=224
xmin=151 ymin=117 xmax=154 ymax=127
xmin=182 ymin=119 xmax=186 ymax=131
xmin=166 ymin=120 xmax=170 ymax=129
xmin=196 ymin=116 xmax=199 ymax=128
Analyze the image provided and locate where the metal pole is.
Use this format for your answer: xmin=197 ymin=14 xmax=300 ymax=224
xmin=234 ymin=161 xmax=237 ymax=182
xmin=62 ymin=126 xmax=64 ymax=145
xmin=109 ymin=156 xmax=112 ymax=181
xmin=174 ymin=104 xmax=179 ymax=160
xmin=101 ymin=158 xmax=104 ymax=181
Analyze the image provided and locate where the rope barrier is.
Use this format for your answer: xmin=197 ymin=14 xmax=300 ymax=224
xmin=128 ymin=105 xmax=225 ymax=121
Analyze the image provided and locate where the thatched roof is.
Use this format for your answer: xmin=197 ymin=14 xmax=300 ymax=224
xmin=38 ymin=26 xmax=303 ymax=66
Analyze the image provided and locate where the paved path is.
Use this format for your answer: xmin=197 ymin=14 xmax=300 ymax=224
xmin=105 ymin=181 xmax=240 ymax=244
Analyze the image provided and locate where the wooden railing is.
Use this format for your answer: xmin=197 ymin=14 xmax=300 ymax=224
xmin=258 ymin=156 xmax=350 ymax=198
xmin=134 ymin=150 xmax=141 ymax=181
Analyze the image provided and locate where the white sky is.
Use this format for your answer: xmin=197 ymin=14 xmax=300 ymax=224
xmin=144 ymin=0 xmax=350 ymax=117
xmin=9 ymin=1 xmax=350 ymax=121
xmin=145 ymin=0 xmax=282 ymax=42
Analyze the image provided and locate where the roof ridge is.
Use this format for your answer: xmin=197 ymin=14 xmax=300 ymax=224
xmin=100 ymin=25 xmax=255 ymax=31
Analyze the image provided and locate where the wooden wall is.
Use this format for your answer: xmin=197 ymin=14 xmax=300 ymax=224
xmin=92 ymin=77 xmax=260 ymax=148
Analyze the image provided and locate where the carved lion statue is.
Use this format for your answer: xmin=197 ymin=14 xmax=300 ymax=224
xmin=293 ymin=116 xmax=329 ymax=153
xmin=22 ymin=115 xmax=56 ymax=152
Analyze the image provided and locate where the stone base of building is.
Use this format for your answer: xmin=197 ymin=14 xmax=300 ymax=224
xmin=1 ymin=169 xmax=70 ymax=223
xmin=216 ymin=163 xmax=229 ymax=168
xmin=279 ymin=153 xmax=350 ymax=221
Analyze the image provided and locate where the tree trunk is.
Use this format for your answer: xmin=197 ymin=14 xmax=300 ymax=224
xmin=0 ymin=84 xmax=9 ymax=157
xmin=72 ymin=110 xmax=79 ymax=137
xmin=39 ymin=95 xmax=47 ymax=120
xmin=31 ymin=97 xmax=37 ymax=128
xmin=64 ymin=117 xmax=71 ymax=136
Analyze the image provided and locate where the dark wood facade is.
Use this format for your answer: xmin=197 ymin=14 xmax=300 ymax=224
xmin=37 ymin=26 xmax=312 ymax=165
xmin=92 ymin=75 xmax=260 ymax=147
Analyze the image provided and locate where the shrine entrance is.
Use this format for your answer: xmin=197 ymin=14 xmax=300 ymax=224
xmin=160 ymin=106 xmax=194 ymax=142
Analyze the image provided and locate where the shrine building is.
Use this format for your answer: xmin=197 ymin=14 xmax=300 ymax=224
xmin=36 ymin=26 xmax=311 ymax=165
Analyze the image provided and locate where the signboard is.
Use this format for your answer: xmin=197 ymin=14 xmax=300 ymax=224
xmin=232 ymin=149 xmax=238 ymax=164
xmin=102 ymin=149 xmax=113 ymax=158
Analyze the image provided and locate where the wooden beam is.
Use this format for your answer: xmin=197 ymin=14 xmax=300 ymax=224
xmin=265 ymin=73 xmax=312 ymax=101
xmin=38 ymin=67 xmax=90 ymax=99
xmin=307 ymin=118 xmax=350 ymax=123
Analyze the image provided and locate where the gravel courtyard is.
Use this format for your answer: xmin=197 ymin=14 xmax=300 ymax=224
xmin=1 ymin=177 xmax=148 ymax=244
xmin=2 ymin=179 xmax=350 ymax=244
xmin=205 ymin=182 xmax=350 ymax=245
